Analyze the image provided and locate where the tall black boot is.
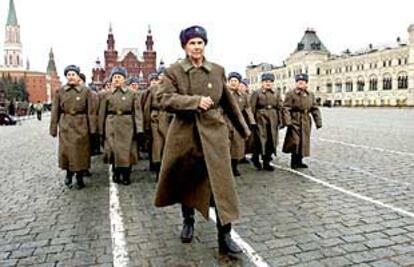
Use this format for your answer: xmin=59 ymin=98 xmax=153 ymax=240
xmin=231 ymin=159 xmax=241 ymax=177
xmin=74 ymin=172 xmax=85 ymax=190
xmin=217 ymin=220 xmax=241 ymax=254
xmin=262 ymin=154 xmax=274 ymax=171
xmin=251 ymin=153 xmax=262 ymax=170
xmin=112 ymin=165 xmax=121 ymax=184
xmin=120 ymin=167 xmax=131 ymax=185
xmin=180 ymin=205 xmax=195 ymax=243
xmin=65 ymin=170 xmax=74 ymax=188
xmin=291 ymin=154 xmax=299 ymax=169
xmin=296 ymin=154 xmax=308 ymax=168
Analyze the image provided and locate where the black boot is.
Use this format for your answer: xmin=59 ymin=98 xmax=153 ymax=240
xmin=239 ymin=156 xmax=249 ymax=164
xmin=290 ymin=154 xmax=300 ymax=169
xmin=297 ymin=154 xmax=308 ymax=168
xmin=181 ymin=205 xmax=195 ymax=243
xmin=120 ymin=167 xmax=131 ymax=185
xmin=83 ymin=169 xmax=92 ymax=177
xmin=231 ymin=159 xmax=241 ymax=177
xmin=74 ymin=172 xmax=85 ymax=190
xmin=251 ymin=154 xmax=262 ymax=170
xmin=217 ymin=222 xmax=242 ymax=254
xmin=112 ymin=165 xmax=121 ymax=184
xmin=65 ymin=171 xmax=74 ymax=188
xmin=263 ymin=159 xmax=275 ymax=172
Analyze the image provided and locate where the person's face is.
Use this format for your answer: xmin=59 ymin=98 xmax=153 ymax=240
xmin=78 ymin=79 xmax=84 ymax=86
xmin=112 ymin=74 xmax=125 ymax=88
xmin=104 ymin=83 xmax=111 ymax=90
xmin=228 ymin=78 xmax=240 ymax=90
xmin=261 ymin=80 xmax=273 ymax=90
xmin=150 ymin=79 xmax=159 ymax=87
xmin=129 ymin=83 xmax=139 ymax=91
xmin=184 ymin=37 xmax=205 ymax=62
xmin=296 ymin=80 xmax=308 ymax=90
xmin=66 ymin=71 xmax=80 ymax=85
xmin=239 ymin=83 xmax=247 ymax=93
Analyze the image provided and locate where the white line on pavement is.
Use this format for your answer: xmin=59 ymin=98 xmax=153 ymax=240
xmin=273 ymin=164 xmax=414 ymax=219
xmin=318 ymin=137 xmax=414 ymax=157
xmin=208 ymin=207 xmax=271 ymax=267
xmin=108 ymin=166 xmax=130 ymax=267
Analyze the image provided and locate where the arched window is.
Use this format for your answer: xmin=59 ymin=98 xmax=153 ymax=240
xmin=369 ymin=75 xmax=378 ymax=91
xmin=398 ymin=72 xmax=408 ymax=89
xmin=357 ymin=76 xmax=365 ymax=91
xmin=382 ymin=73 xmax=392 ymax=90
xmin=345 ymin=77 xmax=353 ymax=92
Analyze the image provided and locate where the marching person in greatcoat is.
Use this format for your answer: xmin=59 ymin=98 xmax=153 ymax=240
xmin=98 ymin=67 xmax=144 ymax=185
xmin=282 ymin=73 xmax=322 ymax=168
xmin=49 ymin=65 xmax=98 ymax=189
xmin=226 ymin=72 xmax=255 ymax=176
xmin=143 ymin=72 xmax=173 ymax=181
xmin=251 ymin=72 xmax=288 ymax=171
xmin=154 ymin=25 xmax=250 ymax=255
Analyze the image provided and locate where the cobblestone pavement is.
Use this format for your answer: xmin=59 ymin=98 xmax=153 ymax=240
xmin=0 ymin=107 xmax=414 ymax=267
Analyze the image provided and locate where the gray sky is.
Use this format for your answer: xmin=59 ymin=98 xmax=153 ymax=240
xmin=1 ymin=0 xmax=414 ymax=82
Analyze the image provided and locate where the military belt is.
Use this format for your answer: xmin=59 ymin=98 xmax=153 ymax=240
xmin=107 ymin=110 xmax=133 ymax=115
xmin=63 ymin=110 xmax=86 ymax=115
xmin=257 ymin=105 xmax=277 ymax=110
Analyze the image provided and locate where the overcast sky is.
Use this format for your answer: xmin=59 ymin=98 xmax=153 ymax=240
xmin=1 ymin=0 xmax=414 ymax=83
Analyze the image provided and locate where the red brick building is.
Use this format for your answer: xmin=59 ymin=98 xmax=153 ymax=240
xmin=92 ymin=25 xmax=157 ymax=89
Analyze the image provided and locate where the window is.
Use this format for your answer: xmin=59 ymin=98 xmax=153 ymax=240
xmin=335 ymin=80 xmax=342 ymax=93
xmin=326 ymin=82 xmax=333 ymax=93
xmin=398 ymin=72 xmax=408 ymax=89
xmin=316 ymin=67 xmax=320 ymax=75
xmin=382 ymin=74 xmax=392 ymax=90
xmin=345 ymin=79 xmax=353 ymax=92
xmin=357 ymin=77 xmax=365 ymax=91
xmin=369 ymin=75 xmax=378 ymax=91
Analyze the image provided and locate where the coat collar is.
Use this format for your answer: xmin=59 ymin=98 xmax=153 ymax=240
xmin=230 ymin=89 xmax=241 ymax=96
xmin=112 ymin=86 xmax=128 ymax=94
xmin=180 ymin=57 xmax=212 ymax=73
xmin=64 ymin=84 xmax=82 ymax=92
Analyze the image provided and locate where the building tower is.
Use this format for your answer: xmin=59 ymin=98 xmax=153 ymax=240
xmin=4 ymin=0 xmax=23 ymax=69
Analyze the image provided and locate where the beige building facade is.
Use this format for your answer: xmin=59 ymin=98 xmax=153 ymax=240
xmin=246 ymin=24 xmax=414 ymax=107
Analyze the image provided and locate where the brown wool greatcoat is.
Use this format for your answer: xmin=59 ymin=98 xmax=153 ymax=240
xmin=251 ymin=88 xmax=288 ymax=155
xmin=143 ymin=84 xmax=173 ymax=163
xmin=282 ymin=88 xmax=322 ymax=157
xmin=154 ymin=58 xmax=250 ymax=225
xmin=225 ymin=90 xmax=255 ymax=160
xmin=98 ymin=87 xmax=143 ymax=167
xmin=49 ymin=85 xmax=98 ymax=172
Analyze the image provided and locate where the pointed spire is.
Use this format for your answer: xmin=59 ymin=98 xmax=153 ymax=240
xmin=7 ymin=0 xmax=18 ymax=26
xmin=47 ymin=47 xmax=57 ymax=74
xmin=146 ymin=25 xmax=154 ymax=51
xmin=107 ymin=23 xmax=115 ymax=50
